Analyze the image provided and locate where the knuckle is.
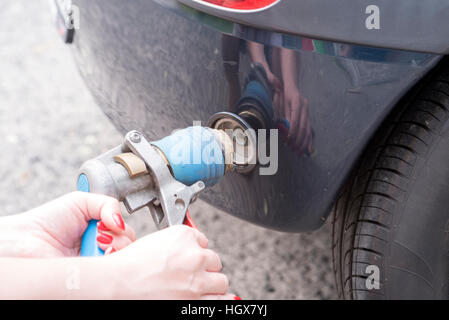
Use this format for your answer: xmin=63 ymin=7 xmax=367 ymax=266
xmin=176 ymin=248 xmax=204 ymax=270
xmin=218 ymin=274 xmax=229 ymax=292
xmin=209 ymin=250 xmax=222 ymax=268
xmin=192 ymin=248 xmax=207 ymax=265
xmin=199 ymin=250 xmax=209 ymax=264
xmin=189 ymin=274 xmax=204 ymax=295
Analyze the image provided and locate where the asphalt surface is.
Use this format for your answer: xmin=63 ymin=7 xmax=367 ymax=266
xmin=0 ymin=0 xmax=337 ymax=299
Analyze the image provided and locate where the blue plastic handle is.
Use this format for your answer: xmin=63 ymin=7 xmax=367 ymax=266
xmin=77 ymin=174 xmax=104 ymax=257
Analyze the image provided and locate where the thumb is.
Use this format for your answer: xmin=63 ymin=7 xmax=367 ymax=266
xmin=68 ymin=191 xmax=124 ymax=233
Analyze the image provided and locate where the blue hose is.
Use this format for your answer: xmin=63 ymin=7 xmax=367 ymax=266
xmin=78 ymin=174 xmax=104 ymax=257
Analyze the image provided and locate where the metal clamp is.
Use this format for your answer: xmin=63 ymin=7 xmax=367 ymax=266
xmin=123 ymin=131 xmax=205 ymax=229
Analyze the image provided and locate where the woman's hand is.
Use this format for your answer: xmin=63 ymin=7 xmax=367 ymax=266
xmin=0 ymin=225 xmax=235 ymax=300
xmin=0 ymin=192 xmax=234 ymax=299
xmin=282 ymin=84 xmax=312 ymax=156
xmin=105 ymin=225 xmax=235 ymax=300
xmin=0 ymin=192 xmax=135 ymax=258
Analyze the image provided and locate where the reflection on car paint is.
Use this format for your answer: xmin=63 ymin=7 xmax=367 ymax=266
xmin=222 ymin=36 xmax=313 ymax=156
xmin=161 ymin=0 xmax=434 ymax=65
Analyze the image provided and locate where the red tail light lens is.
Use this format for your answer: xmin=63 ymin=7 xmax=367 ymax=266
xmin=198 ymin=0 xmax=280 ymax=11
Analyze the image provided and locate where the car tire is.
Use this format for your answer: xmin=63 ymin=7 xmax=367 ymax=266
xmin=332 ymin=60 xmax=449 ymax=299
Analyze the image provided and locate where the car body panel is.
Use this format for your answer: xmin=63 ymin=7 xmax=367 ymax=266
xmin=180 ymin=0 xmax=449 ymax=54
xmin=71 ymin=0 xmax=441 ymax=231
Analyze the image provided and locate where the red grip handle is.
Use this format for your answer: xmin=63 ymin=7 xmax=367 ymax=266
xmin=183 ymin=210 xmax=198 ymax=230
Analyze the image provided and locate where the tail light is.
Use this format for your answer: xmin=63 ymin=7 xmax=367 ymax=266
xmin=196 ymin=0 xmax=280 ymax=12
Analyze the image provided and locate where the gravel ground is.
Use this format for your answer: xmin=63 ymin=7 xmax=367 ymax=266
xmin=0 ymin=0 xmax=337 ymax=299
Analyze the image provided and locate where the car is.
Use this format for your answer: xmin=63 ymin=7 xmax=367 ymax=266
xmin=56 ymin=0 xmax=449 ymax=299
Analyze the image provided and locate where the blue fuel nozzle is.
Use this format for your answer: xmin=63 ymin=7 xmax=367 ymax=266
xmin=151 ymin=126 xmax=227 ymax=187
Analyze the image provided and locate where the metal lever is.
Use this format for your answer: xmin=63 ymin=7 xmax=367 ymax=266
xmin=123 ymin=131 xmax=205 ymax=229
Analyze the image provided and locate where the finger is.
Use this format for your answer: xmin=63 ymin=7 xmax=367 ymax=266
xmin=96 ymin=230 xmax=133 ymax=252
xmin=203 ymin=249 xmax=222 ymax=272
xmin=97 ymin=220 xmax=136 ymax=243
xmin=287 ymin=100 xmax=300 ymax=144
xmin=304 ymin=117 xmax=313 ymax=155
xmin=124 ymin=223 xmax=136 ymax=241
xmin=284 ymin=98 xmax=291 ymax=121
xmin=296 ymin=129 xmax=310 ymax=156
xmin=110 ymin=233 xmax=133 ymax=250
xmin=295 ymin=104 xmax=309 ymax=154
xmin=99 ymin=202 xmax=126 ymax=234
xmin=293 ymin=97 xmax=308 ymax=150
xmin=69 ymin=192 xmax=123 ymax=233
xmin=280 ymin=93 xmax=285 ymax=118
xmin=273 ymin=92 xmax=280 ymax=111
xmin=308 ymin=129 xmax=314 ymax=155
xmin=201 ymin=293 xmax=237 ymax=300
xmin=104 ymin=247 xmax=115 ymax=255
xmin=200 ymin=273 xmax=229 ymax=295
xmin=300 ymin=126 xmax=312 ymax=156
xmin=274 ymin=77 xmax=283 ymax=92
xmin=171 ymin=225 xmax=209 ymax=248
xmin=277 ymin=93 xmax=285 ymax=118
xmin=193 ymin=229 xmax=209 ymax=249
xmin=298 ymin=100 xmax=311 ymax=153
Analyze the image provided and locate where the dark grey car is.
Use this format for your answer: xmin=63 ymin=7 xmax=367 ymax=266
xmin=57 ymin=0 xmax=449 ymax=299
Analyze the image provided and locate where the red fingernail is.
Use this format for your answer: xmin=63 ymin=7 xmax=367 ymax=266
xmin=97 ymin=232 xmax=113 ymax=244
xmin=113 ymin=213 xmax=125 ymax=231
xmin=97 ymin=221 xmax=109 ymax=231
xmin=234 ymin=296 xmax=242 ymax=300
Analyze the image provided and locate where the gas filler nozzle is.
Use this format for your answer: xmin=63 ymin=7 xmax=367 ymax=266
xmin=77 ymin=116 xmax=256 ymax=257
